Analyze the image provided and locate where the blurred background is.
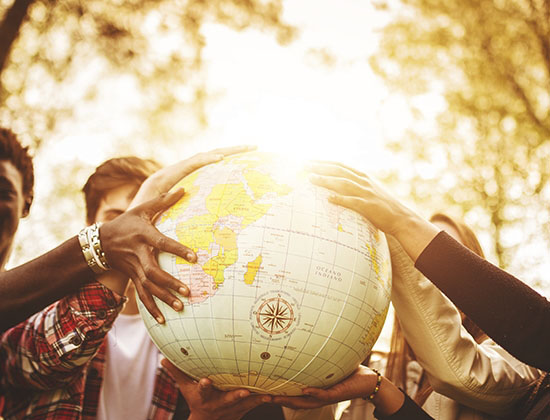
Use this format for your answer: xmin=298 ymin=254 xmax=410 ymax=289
xmin=1 ymin=0 xmax=549 ymax=298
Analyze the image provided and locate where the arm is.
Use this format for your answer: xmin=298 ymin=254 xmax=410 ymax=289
xmin=415 ymin=232 xmax=550 ymax=372
xmin=0 ymin=145 xmax=255 ymax=331
xmin=272 ymin=365 xmax=432 ymax=420
xmin=1 ymin=281 xmax=124 ymax=390
xmin=309 ymin=161 xmax=550 ymax=372
xmin=0 ymin=191 xmax=188 ymax=332
xmin=388 ymin=236 xmax=541 ymax=415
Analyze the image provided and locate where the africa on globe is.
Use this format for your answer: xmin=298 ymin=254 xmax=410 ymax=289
xmin=137 ymin=151 xmax=392 ymax=395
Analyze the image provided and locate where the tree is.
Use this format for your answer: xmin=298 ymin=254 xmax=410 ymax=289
xmin=0 ymin=0 xmax=295 ymax=266
xmin=0 ymin=0 xmax=295 ymax=147
xmin=371 ymin=0 xmax=550 ymax=283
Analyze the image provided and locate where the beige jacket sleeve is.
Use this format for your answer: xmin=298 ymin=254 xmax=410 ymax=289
xmin=388 ymin=235 xmax=541 ymax=416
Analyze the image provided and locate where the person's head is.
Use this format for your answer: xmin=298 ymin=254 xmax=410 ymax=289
xmin=0 ymin=128 xmax=34 ymax=269
xmin=82 ymin=156 xmax=161 ymax=225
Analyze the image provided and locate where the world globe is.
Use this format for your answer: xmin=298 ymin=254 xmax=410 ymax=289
xmin=137 ymin=151 xmax=392 ymax=395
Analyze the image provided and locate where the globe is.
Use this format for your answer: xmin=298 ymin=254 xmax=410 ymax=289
xmin=137 ymin=151 xmax=392 ymax=395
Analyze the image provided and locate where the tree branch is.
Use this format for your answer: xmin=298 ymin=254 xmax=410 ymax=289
xmin=0 ymin=0 xmax=36 ymax=78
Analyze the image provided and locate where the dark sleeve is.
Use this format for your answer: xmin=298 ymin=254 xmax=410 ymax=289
xmin=373 ymin=391 xmax=434 ymax=420
xmin=415 ymin=231 xmax=550 ymax=371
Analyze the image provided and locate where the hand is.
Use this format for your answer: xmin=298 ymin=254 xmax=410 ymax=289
xmin=272 ymin=366 xmax=379 ymax=409
xmin=100 ymin=189 xmax=194 ymax=323
xmin=102 ymin=145 xmax=256 ymax=323
xmin=130 ymin=145 xmax=256 ymax=207
xmin=161 ymin=359 xmax=270 ymax=420
xmin=308 ymin=161 xmax=440 ymax=261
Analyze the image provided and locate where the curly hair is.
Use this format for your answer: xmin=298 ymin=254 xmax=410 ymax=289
xmin=0 ymin=128 xmax=35 ymax=212
xmin=82 ymin=156 xmax=161 ymax=224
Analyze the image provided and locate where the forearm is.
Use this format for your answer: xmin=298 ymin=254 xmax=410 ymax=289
xmin=374 ymin=389 xmax=434 ymax=420
xmin=415 ymin=231 xmax=550 ymax=371
xmin=389 ymin=236 xmax=540 ymax=415
xmin=0 ymin=236 xmax=95 ymax=331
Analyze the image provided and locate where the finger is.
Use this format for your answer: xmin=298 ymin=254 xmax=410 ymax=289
xmin=179 ymin=153 xmax=226 ymax=178
xmin=137 ymin=188 xmax=186 ymax=218
xmin=327 ymin=194 xmax=370 ymax=214
xmin=138 ymin=249 xmax=190 ymax=296
xmin=301 ymin=388 xmax=335 ymax=402
xmin=134 ymin=279 xmax=165 ymax=324
xmin=307 ymin=163 xmax=369 ymax=188
xmin=230 ymin=393 xmax=271 ymax=414
xmin=131 ymin=261 xmax=183 ymax=312
xmin=197 ymin=378 xmax=217 ymax=401
xmin=218 ymin=388 xmax=252 ymax=405
xmin=309 ymin=160 xmax=368 ymax=178
xmin=141 ymin=276 xmax=184 ymax=312
xmin=142 ymin=259 xmax=191 ymax=297
xmin=141 ymin=227 xmax=197 ymax=263
xmin=310 ymin=174 xmax=366 ymax=198
xmin=207 ymin=145 xmax=256 ymax=156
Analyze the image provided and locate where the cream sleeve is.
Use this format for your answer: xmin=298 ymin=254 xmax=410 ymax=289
xmin=388 ymin=236 xmax=541 ymax=416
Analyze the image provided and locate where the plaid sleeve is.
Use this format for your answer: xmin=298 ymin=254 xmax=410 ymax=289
xmin=0 ymin=281 xmax=125 ymax=390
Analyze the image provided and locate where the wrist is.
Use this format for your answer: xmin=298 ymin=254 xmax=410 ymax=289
xmin=390 ymin=213 xmax=441 ymax=262
xmin=371 ymin=377 xmax=406 ymax=416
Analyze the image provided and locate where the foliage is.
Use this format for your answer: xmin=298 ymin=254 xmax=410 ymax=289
xmin=0 ymin=0 xmax=296 ymax=148
xmin=371 ymin=0 xmax=550 ymax=278
xmin=0 ymin=0 xmax=295 ymax=265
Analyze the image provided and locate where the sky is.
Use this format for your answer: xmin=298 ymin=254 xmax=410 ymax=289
xmin=7 ymin=0 xmax=550 ymax=352
xmin=9 ymin=0 xmax=403 ymax=352
xmin=11 ymin=0 xmax=417 ymax=267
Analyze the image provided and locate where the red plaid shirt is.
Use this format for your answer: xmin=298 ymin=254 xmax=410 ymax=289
xmin=0 ymin=282 xmax=181 ymax=420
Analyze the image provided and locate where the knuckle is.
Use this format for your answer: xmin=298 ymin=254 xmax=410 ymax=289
xmin=155 ymin=235 xmax=167 ymax=249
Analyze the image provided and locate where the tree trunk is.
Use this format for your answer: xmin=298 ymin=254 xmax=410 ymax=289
xmin=0 ymin=0 xmax=36 ymax=80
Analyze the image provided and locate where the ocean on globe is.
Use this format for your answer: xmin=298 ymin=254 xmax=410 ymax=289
xmin=137 ymin=151 xmax=392 ymax=395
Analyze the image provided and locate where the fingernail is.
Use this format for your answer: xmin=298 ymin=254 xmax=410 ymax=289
xmin=172 ymin=300 xmax=183 ymax=311
xmin=186 ymin=251 xmax=197 ymax=263
xmin=156 ymin=316 xmax=165 ymax=324
xmin=179 ymin=287 xmax=189 ymax=296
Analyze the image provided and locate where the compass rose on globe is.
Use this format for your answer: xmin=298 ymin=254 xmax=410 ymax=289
xmin=256 ymin=295 xmax=295 ymax=336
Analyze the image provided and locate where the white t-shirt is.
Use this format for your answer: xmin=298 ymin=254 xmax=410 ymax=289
xmin=97 ymin=313 xmax=158 ymax=420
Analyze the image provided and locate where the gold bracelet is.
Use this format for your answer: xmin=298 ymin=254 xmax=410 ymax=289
xmin=365 ymin=368 xmax=382 ymax=400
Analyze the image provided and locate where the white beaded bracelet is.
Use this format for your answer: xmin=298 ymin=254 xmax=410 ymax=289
xmin=78 ymin=223 xmax=111 ymax=274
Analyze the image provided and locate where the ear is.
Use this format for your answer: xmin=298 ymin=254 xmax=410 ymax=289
xmin=22 ymin=196 xmax=32 ymax=218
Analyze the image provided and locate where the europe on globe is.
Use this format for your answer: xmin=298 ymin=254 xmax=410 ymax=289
xmin=137 ymin=151 xmax=392 ymax=395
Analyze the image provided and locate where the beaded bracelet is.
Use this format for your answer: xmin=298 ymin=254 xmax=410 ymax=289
xmin=78 ymin=223 xmax=111 ymax=274
xmin=364 ymin=368 xmax=382 ymax=401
